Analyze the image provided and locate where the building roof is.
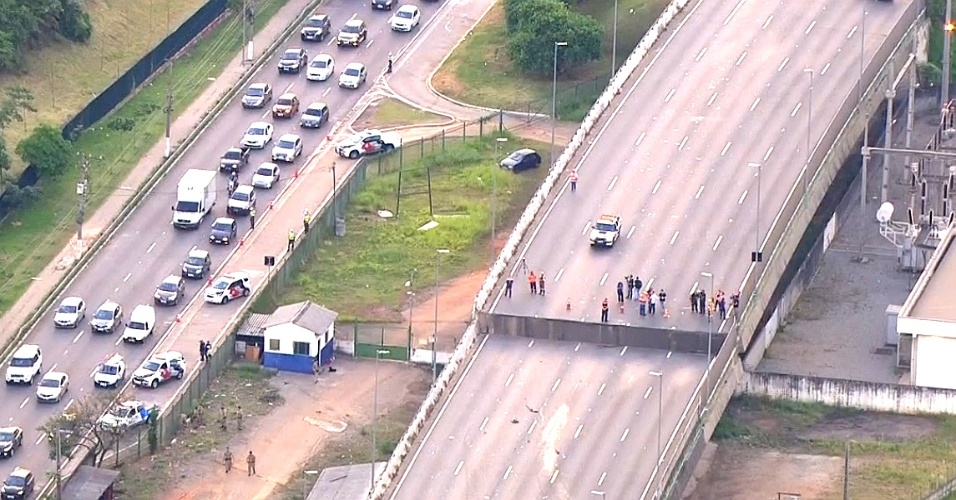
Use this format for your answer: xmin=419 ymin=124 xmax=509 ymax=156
xmin=899 ymin=225 xmax=956 ymax=330
xmin=263 ymin=301 xmax=338 ymax=334
xmin=238 ymin=312 xmax=271 ymax=338
xmin=61 ymin=465 xmax=120 ymax=500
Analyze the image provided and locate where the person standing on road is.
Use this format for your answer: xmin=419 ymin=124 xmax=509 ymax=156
xmin=249 ymin=206 xmax=257 ymax=230
xmin=634 ymin=276 xmax=643 ymax=301
xmin=224 ymin=446 xmax=233 ymax=473
xmin=505 ymin=277 xmax=514 ymax=298
xmin=538 ymin=272 xmax=546 ymax=296
xmin=199 ymin=340 xmax=206 ymax=362
xmin=698 ymin=290 xmax=707 ymax=316
xmin=287 ymin=229 xmax=296 ymax=252
xmin=616 ymin=281 xmax=625 ymax=304
xmin=313 ymin=358 xmax=321 ymax=383
xmin=528 ymin=271 xmax=537 ymax=294
xmin=387 ymin=52 xmax=394 ymax=74
xmin=625 ymin=276 xmax=634 ymax=300
xmin=601 ymin=298 xmax=609 ymax=323
xmin=658 ymin=289 xmax=667 ymax=313
xmin=648 ymin=289 xmax=658 ymax=315
xmin=303 ymin=210 xmax=311 ymax=233
xmin=569 ymin=170 xmax=578 ymax=192
xmin=246 ymin=451 xmax=257 ymax=476
xmin=691 ymin=290 xmax=699 ymax=314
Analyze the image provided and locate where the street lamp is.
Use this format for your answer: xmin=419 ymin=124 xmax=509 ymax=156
xmin=433 ymin=249 xmax=450 ymax=383
xmin=943 ymin=2 xmax=954 ymax=107
xmin=331 ymin=161 xmax=338 ymax=224
xmin=551 ymin=41 xmax=568 ymax=167
xmin=611 ymin=0 xmax=619 ymax=79
xmin=405 ymin=270 xmax=415 ymax=357
xmin=303 ymin=469 xmax=319 ymax=499
xmin=803 ymin=68 xmax=813 ymax=203
xmin=371 ymin=349 xmax=391 ymax=497
xmin=749 ymin=162 xmax=762 ymax=262
xmin=492 ymin=137 xmax=508 ymax=262
xmin=700 ymin=272 xmax=715 ymax=369
xmin=649 ymin=370 xmax=663 ymax=496
xmin=53 ymin=427 xmax=71 ymax=500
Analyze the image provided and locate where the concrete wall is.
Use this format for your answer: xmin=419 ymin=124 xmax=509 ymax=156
xmin=482 ymin=312 xmax=726 ymax=355
xmin=744 ymin=371 xmax=956 ymax=415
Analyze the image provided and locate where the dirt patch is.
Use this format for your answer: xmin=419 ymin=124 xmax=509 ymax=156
xmin=799 ymin=413 xmax=940 ymax=443
xmin=405 ymin=270 xmax=486 ymax=351
xmin=353 ymin=97 xmax=447 ymax=130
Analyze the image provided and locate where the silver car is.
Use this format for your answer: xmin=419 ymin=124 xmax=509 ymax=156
xmin=53 ymin=296 xmax=85 ymax=329
xmin=154 ymin=275 xmax=186 ymax=306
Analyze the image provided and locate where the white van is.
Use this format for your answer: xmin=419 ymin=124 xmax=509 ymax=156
xmin=121 ymin=305 xmax=156 ymax=344
xmin=5 ymin=344 xmax=43 ymax=385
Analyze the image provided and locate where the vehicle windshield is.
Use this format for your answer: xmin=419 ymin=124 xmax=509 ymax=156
xmin=99 ymin=364 xmax=119 ymax=375
xmin=212 ymin=221 xmax=232 ymax=231
xmin=247 ymin=126 xmax=266 ymax=136
xmin=231 ymin=191 xmax=250 ymax=202
xmin=175 ymin=201 xmax=200 ymax=213
xmin=281 ymin=51 xmax=299 ymax=61
xmin=39 ymin=378 xmax=60 ymax=388
xmin=128 ymin=321 xmax=147 ymax=330
xmin=246 ymin=87 xmax=264 ymax=97
xmin=0 ymin=431 xmax=15 ymax=442
xmin=58 ymin=303 xmax=78 ymax=314
xmin=4 ymin=476 xmax=25 ymax=488
xmin=144 ymin=361 xmax=162 ymax=372
xmin=277 ymin=139 xmax=296 ymax=149
xmin=185 ymin=255 xmax=205 ymax=266
xmin=256 ymin=166 xmax=276 ymax=176
xmin=305 ymin=17 xmax=325 ymax=28
xmin=507 ymin=152 xmax=523 ymax=162
xmin=109 ymin=406 xmax=130 ymax=417
xmin=310 ymin=59 xmax=328 ymax=68
xmin=277 ymin=98 xmax=293 ymax=106
xmin=94 ymin=308 xmax=114 ymax=320
xmin=342 ymin=23 xmax=362 ymax=34
xmin=213 ymin=280 xmax=230 ymax=290
xmin=159 ymin=282 xmax=179 ymax=292
xmin=595 ymin=222 xmax=617 ymax=232
xmin=304 ymin=108 xmax=323 ymax=117
xmin=397 ymin=10 xmax=414 ymax=19
xmin=345 ymin=67 xmax=361 ymax=77
xmin=9 ymin=357 xmax=33 ymax=367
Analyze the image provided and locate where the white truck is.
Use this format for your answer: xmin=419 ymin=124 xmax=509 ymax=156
xmin=172 ymin=169 xmax=217 ymax=229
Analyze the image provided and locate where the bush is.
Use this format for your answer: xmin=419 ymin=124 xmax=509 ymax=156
xmin=505 ymin=0 xmax=603 ymax=76
xmin=60 ymin=0 xmax=93 ymax=43
xmin=15 ymin=123 xmax=76 ymax=178
xmin=0 ymin=0 xmax=94 ymax=72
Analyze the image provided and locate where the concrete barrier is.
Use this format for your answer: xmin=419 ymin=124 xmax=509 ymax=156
xmin=371 ymin=0 xmax=698 ymax=497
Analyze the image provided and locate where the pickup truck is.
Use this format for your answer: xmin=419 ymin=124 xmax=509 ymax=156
xmin=335 ymin=129 xmax=402 ymax=159
xmin=220 ymin=146 xmax=251 ymax=173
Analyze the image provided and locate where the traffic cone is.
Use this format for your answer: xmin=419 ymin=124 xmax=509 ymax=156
xmin=239 ymin=238 xmax=244 ymax=247
xmin=566 ymin=298 xmax=571 ymax=311
xmin=175 ymin=314 xmax=182 ymax=323
xmin=663 ymin=308 xmax=670 ymax=319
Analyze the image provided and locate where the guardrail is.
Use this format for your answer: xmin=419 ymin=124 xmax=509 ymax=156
xmin=370 ymin=0 xmax=698 ymax=497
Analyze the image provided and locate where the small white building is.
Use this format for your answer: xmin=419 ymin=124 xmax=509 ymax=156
xmin=262 ymin=301 xmax=337 ymax=374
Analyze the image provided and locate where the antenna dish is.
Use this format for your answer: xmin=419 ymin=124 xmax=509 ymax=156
xmin=876 ymin=202 xmax=894 ymax=223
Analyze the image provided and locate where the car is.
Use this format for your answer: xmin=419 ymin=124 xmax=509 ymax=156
xmin=227 ymin=185 xmax=257 ymax=215
xmin=338 ymin=62 xmax=367 ymax=89
xmin=372 ymin=0 xmax=395 ymax=10
xmin=35 ymin=371 xmax=69 ymax=403
xmin=4 ymin=345 xmax=42 ymax=385
xmin=53 ymin=296 xmax=85 ymax=329
xmin=241 ymin=82 xmax=272 ymax=108
xmin=154 ymin=275 xmax=186 ymax=306
xmin=204 ymin=273 xmax=252 ymax=304
xmin=277 ymin=48 xmax=308 ymax=73
xmin=300 ymin=14 xmax=331 ymax=42
xmin=0 ymin=427 xmax=23 ymax=458
xmin=210 ymin=217 xmax=238 ymax=245
xmin=272 ymin=93 xmax=300 ymax=118
xmin=335 ymin=129 xmax=402 ymax=159
xmin=93 ymin=354 xmax=127 ymax=388
xmin=272 ymin=134 xmax=303 ymax=163
xmin=499 ymin=148 xmax=542 ymax=173
xmin=121 ymin=305 xmax=156 ymax=343
xmin=306 ymin=53 xmax=335 ymax=81
xmin=91 ymin=300 xmax=123 ymax=334
xmin=181 ymin=249 xmax=211 ymax=279
xmin=337 ymin=19 xmax=368 ymax=47
xmin=1 ymin=468 xmax=34 ymax=499
xmin=98 ymin=400 xmax=155 ymax=430
xmin=300 ymin=102 xmax=330 ymax=129
xmin=241 ymin=121 xmax=274 ymax=149
xmin=589 ymin=214 xmax=622 ymax=247
xmin=132 ymin=352 xmax=186 ymax=389
xmin=252 ymin=162 xmax=281 ymax=189
xmin=390 ymin=5 xmax=421 ymax=31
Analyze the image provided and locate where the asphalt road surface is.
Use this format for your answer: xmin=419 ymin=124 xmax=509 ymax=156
xmin=489 ymin=0 xmax=913 ymax=334
xmin=0 ymin=0 xmax=447 ymax=488
xmin=389 ymin=336 xmax=706 ymax=499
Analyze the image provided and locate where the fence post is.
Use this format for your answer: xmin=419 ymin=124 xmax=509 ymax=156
xmin=479 ymin=116 xmax=484 ymax=138
xmin=498 ymin=109 xmax=504 ymax=133
xmin=441 ymin=129 xmax=446 ymax=151
xmin=420 ymin=137 xmax=424 ymax=158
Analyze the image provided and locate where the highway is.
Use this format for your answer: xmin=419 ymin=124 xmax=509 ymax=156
xmin=489 ymin=0 xmax=912 ymax=333
xmin=0 ymin=0 xmax=447 ymax=487
xmin=389 ymin=336 xmax=706 ymax=499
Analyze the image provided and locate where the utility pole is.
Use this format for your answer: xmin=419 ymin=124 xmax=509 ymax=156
xmin=76 ymin=156 xmax=90 ymax=244
xmin=164 ymin=59 xmax=173 ymax=158
xmin=243 ymin=0 xmax=255 ymax=63
xmin=944 ymin=0 xmax=954 ymax=109
xmin=55 ymin=428 xmax=61 ymax=500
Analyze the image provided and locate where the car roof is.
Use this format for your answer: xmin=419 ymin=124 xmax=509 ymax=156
xmin=513 ymin=148 xmax=537 ymax=155
xmin=13 ymin=344 xmax=39 ymax=356
xmin=103 ymin=353 xmax=124 ymax=364
xmin=256 ymin=162 xmax=279 ymax=170
xmin=160 ymin=351 xmax=184 ymax=360
xmin=234 ymin=184 xmax=254 ymax=194
xmin=345 ymin=19 xmax=364 ymax=26
xmin=277 ymin=93 xmax=297 ymax=100
xmin=187 ymin=248 xmax=210 ymax=258
xmin=345 ymin=62 xmax=366 ymax=70
xmin=284 ymin=48 xmax=303 ymax=54
xmin=0 ymin=426 xmax=20 ymax=433
xmin=43 ymin=371 xmax=67 ymax=379
xmin=224 ymin=272 xmax=251 ymax=281
xmin=61 ymin=296 xmax=83 ymax=305
xmin=307 ymin=102 xmax=328 ymax=110
xmin=249 ymin=121 xmax=270 ymax=128
xmin=278 ymin=133 xmax=300 ymax=142
xmin=213 ymin=217 xmax=236 ymax=224
xmin=597 ymin=215 xmax=620 ymax=223
xmin=131 ymin=304 xmax=155 ymax=316
xmin=9 ymin=468 xmax=30 ymax=478
xmin=161 ymin=274 xmax=182 ymax=284
xmin=248 ymin=82 xmax=268 ymax=90
xmin=398 ymin=4 xmax=418 ymax=11
xmin=98 ymin=300 xmax=119 ymax=310
xmin=309 ymin=14 xmax=328 ymax=20
xmin=312 ymin=53 xmax=332 ymax=61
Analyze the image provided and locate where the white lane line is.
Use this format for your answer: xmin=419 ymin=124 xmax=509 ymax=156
xmin=645 ymin=278 xmax=654 ymax=290
xmin=607 ymin=176 xmax=618 ymax=191
xmin=764 ymin=146 xmax=775 ymax=161
xmin=505 ymin=373 xmax=514 ymax=387
xmin=551 ymin=378 xmax=562 ymax=392
xmin=690 ymin=281 xmax=699 ymax=295
xmin=454 ymin=461 xmax=464 ymax=476
xmin=847 ymin=25 xmax=858 ymax=39
xmin=664 ymin=88 xmax=676 ymax=102
xmin=619 ymin=346 xmax=628 ymax=356
xmin=64 ymin=399 xmax=75 ymax=411
xmin=762 ymin=15 xmax=773 ymax=30
xmin=626 ymin=226 xmax=636 ymax=239
xmin=322 ymin=88 xmax=331 ymax=97
xmin=669 ymin=231 xmax=679 ymax=245
xmin=635 ymin=132 xmax=646 ymax=146
xmin=791 ymin=102 xmax=803 ymax=117
xmin=574 ymin=424 xmax=584 ymax=439
xmin=72 ymin=330 xmax=84 ymax=344
xmin=599 ymin=471 xmax=608 ymax=486
xmin=644 ymin=387 xmax=653 ymax=399
xmin=574 ymin=343 xmax=581 ymax=352
xmin=694 ymin=47 xmax=707 ymax=62
xmin=367 ymin=39 xmax=375 ymax=48
xmin=19 ymin=398 xmax=28 ymax=409
xmin=694 ymin=185 xmax=704 ymax=200
xmin=503 ymin=466 xmax=513 ymax=480
xmin=528 ymin=340 xmax=535 ymax=348
xmin=805 ymin=20 xmax=816 ymax=35
xmin=713 ymin=235 xmax=724 ymax=251
xmin=720 ymin=141 xmax=731 ymax=156
xmin=620 ymin=428 xmax=630 ymax=442
xmin=581 ymin=221 xmax=591 ymax=235
xmin=821 ymin=62 xmax=831 ymax=76
xmin=555 ymin=268 xmax=565 ymax=282
xmin=600 ymin=273 xmax=608 ymax=286
xmin=736 ymin=51 xmax=747 ymax=67
xmin=723 ymin=0 xmax=744 ymax=26
xmin=749 ymin=98 xmax=760 ymax=112
xmin=738 ymin=190 xmax=749 ymax=204
xmin=652 ymin=179 xmax=662 ymax=194
xmin=550 ymin=470 xmax=560 ymax=484
xmin=598 ymin=383 xmax=606 ymax=396
xmin=89 ymin=368 xmax=96 ymax=378
xmin=777 ymin=57 xmax=789 ymax=72
xmin=667 ymin=351 xmax=673 ymax=359
xmin=49 ymin=363 xmax=57 ymax=372
xmin=678 ymin=136 xmax=688 ymax=151
xmin=527 ymin=419 xmax=538 ymax=435
xmin=146 ymin=242 xmax=156 ymax=254
xmin=34 ymin=434 xmax=45 ymax=445
xmin=707 ymin=92 xmax=718 ymax=106
xmin=114 ymin=335 xmax=124 ymax=346
xmin=123 ymin=273 xmax=132 ymax=283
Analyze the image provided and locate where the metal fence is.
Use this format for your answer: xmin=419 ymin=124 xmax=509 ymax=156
xmin=352 ymin=323 xmax=410 ymax=361
xmin=508 ymin=76 xmax=609 ymax=121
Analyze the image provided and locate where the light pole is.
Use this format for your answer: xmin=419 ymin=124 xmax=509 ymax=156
xmin=331 ymin=161 xmax=339 ymax=230
xmin=54 ymin=426 xmax=70 ymax=500
xmin=303 ymin=470 xmax=319 ymax=499
xmin=804 ymin=68 xmax=813 ymax=202
xmin=944 ymin=1 xmax=954 ymax=108
xmin=492 ymin=137 xmax=508 ymax=262
xmin=611 ymin=0 xmax=619 ymax=79
xmin=371 ymin=348 xmax=390 ymax=497
xmin=749 ymin=162 xmax=762 ymax=260
xmin=700 ymin=271 xmax=715 ymax=366
xmin=649 ymin=370 xmax=663 ymax=497
xmin=551 ymin=41 xmax=568 ymax=167
xmin=433 ymin=249 xmax=450 ymax=383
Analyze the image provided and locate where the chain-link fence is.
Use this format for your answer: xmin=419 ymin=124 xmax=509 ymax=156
xmin=506 ymin=76 xmax=609 ymax=122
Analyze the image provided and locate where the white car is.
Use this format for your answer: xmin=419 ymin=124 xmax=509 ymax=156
xmin=272 ymin=134 xmax=303 ymax=163
xmin=241 ymin=121 xmax=274 ymax=149
xmin=306 ymin=54 xmax=335 ymax=81
xmin=390 ymin=5 xmax=421 ymax=32
xmin=132 ymin=352 xmax=186 ymax=389
xmin=53 ymin=296 xmax=85 ymax=329
xmin=98 ymin=400 xmax=154 ymax=430
xmin=252 ymin=162 xmax=281 ymax=189
xmin=93 ymin=354 xmax=126 ymax=388
xmin=227 ymin=184 xmax=257 ymax=215
xmin=338 ymin=62 xmax=367 ymax=89
xmin=204 ymin=273 xmax=252 ymax=304
xmin=36 ymin=371 xmax=69 ymax=403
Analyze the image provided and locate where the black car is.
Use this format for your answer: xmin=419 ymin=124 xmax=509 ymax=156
xmin=1 ymin=468 xmax=33 ymax=499
xmin=182 ymin=249 xmax=211 ymax=279
xmin=0 ymin=427 xmax=23 ymax=458
xmin=301 ymin=14 xmax=331 ymax=41
xmin=300 ymin=102 xmax=330 ymax=129
xmin=499 ymin=148 xmax=542 ymax=173
xmin=371 ymin=0 xmax=395 ymax=10
xmin=277 ymin=48 xmax=308 ymax=74
xmin=210 ymin=217 xmax=238 ymax=245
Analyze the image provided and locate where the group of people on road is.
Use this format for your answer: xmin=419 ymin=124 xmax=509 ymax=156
xmin=501 ymin=268 xmax=547 ymax=298
xmin=690 ymin=288 xmax=740 ymax=322
xmin=198 ymin=339 xmax=213 ymax=362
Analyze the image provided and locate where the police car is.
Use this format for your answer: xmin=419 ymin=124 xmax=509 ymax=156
xmin=204 ymin=273 xmax=252 ymax=304
xmin=97 ymin=400 xmax=155 ymax=431
xmin=589 ymin=214 xmax=622 ymax=247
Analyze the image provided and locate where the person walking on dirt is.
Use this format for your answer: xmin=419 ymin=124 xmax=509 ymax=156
xmin=313 ymin=358 xmax=321 ymax=384
xmin=236 ymin=405 xmax=243 ymax=431
xmin=219 ymin=406 xmax=227 ymax=431
xmin=505 ymin=276 xmax=514 ymax=298
xmin=528 ymin=271 xmax=537 ymax=294
xmin=224 ymin=446 xmax=233 ymax=473
xmin=538 ymin=272 xmax=546 ymax=296
xmin=570 ymin=170 xmax=578 ymax=192
xmin=601 ymin=298 xmax=609 ymax=322
xmin=247 ymin=451 xmax=257 ymax=476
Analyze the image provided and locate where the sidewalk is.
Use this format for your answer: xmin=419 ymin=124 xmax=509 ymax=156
xmin=0 ymin=0 xmax=317 ymax=346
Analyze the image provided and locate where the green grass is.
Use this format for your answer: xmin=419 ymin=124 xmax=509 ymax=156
xmin=0 ymin=0 xmax=294 ymax=316
xmin=255 ymin=132 xmax=550 ymax=321
xmin=354 ymin=98 xmax=447 ymax=130
xmin=0 ymin=0 xmax=209 ymax=176
xmin=431 ymin=0 xmax=670 ymax=120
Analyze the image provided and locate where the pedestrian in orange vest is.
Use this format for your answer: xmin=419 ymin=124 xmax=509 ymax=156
xmin=639 ymin=291 xmax=649 ymax=316
xmin=528 ymin=271 xmax=537 ymax=294
xmin=570 ymin=170 xmax=578 ymax=192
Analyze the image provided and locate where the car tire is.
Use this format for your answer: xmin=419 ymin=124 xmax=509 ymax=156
xmin=150 ymin=379 xmax=159 ymax=389
xmin=348 ymin=150 xmax=360 ymax=159
xmin=221 ymin=295 xmax=229 ymax=305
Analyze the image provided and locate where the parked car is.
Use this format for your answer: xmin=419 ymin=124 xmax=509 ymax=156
xmin=204 ymin=273 xmax=252 ymax=304
xmin=499 ymin=148 xmax=542 ymax=173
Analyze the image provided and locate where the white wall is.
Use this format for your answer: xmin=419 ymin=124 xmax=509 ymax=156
xmin=265 ymin=323 xmax=315 ymax=355
xmin=913 ymin=334 xmax=956 ymax=390
xmin=898 ymin=316 xmax=956 ymax=339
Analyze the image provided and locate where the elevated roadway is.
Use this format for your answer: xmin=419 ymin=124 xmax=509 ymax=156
xmin=0 ymin=0 xmax=448 ymax=485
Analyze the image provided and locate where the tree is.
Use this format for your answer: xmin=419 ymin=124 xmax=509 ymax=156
xmin=38 ymin=392 xmax=122 ymax=467
xmin=15 ymin=123 xmax=75 ymax=178
xmin=505 ymin=0 xmax=604 ymax=76
xmin=504 ymin=0 xmax=572 ymax=30
xmin=0 ymin=86 xmax=36 ymax=184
